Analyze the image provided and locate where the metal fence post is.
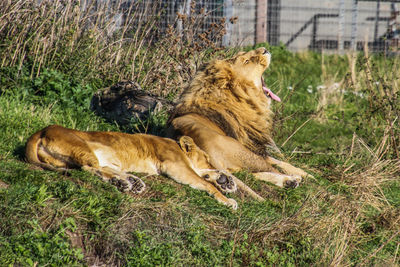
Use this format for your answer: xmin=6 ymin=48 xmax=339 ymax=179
xmin=338 ymin=0 xmax=345 ymax=52
xmin=256 ymin=0 xmax=268 ymax=44
xmin=350 ymin=0 xmax=358 ymax=51
xmin=374 ymin=0 xmax=381 ymax=42
xmin=223 ymin=0 xmax=233 ymax=47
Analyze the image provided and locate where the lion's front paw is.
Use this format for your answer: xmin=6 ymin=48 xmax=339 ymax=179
xmin=127 ymin=176 xmax=146 ymax=194
xmin=293 ymin=168 xmax=313 ymax=179
xmin=283 ymin=175 xmax=302 ymax=189
xmin=227 ymin=198 xmax=238 ymax=210
xmin=282 ymin=164 xmax=311 ymax=179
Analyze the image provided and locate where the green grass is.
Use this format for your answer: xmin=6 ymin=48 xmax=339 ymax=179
xmin=1 ymin=50 xmax=399 ymax=265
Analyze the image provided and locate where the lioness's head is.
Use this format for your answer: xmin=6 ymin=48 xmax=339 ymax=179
xmin=228 ymin=47 xmax=270 ymax=89
xmin=178 ymin=136 xmax=212 ymax=170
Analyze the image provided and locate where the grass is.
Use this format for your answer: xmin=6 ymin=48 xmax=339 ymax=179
xmin=1 ymin=0 xmax=399 ymax=266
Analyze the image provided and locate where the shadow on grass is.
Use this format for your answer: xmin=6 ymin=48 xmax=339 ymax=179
xmin=13 ymin=145 xmax=26 ymax=161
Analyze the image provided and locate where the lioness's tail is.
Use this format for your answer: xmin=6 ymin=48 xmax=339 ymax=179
xmin=25 ymin=128 xmax=69 ymax=173
xmin=25 ymin=129 xmax=43 ymax=165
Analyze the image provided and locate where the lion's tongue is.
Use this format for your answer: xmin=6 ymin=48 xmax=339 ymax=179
xmin=263 ymin=86 xmax=281 ymax=102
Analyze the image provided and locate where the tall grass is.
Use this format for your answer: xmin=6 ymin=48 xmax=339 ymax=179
xmin=0 ymin=0 xmax=228 ymax=97
xmin=1 ymin=0 xmax=161 ymax=84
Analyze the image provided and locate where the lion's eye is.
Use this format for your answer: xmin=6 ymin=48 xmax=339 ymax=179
xmin=244 ymin=59 xmax=249 ymax=64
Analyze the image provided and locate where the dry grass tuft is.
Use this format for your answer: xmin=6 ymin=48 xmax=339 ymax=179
xmin=239 ymin=128 xmax=399 ymax=265
xmin=348 ymin=50 xmax=400 ymax=158
xmin=0 ymin=0 xmax=230 ymax=98
xmin=310 ymin=131 xmax=399 ymax=265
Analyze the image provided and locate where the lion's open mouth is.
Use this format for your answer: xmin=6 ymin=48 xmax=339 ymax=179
xmin=261 ymin=77 xmax=281 ymax=102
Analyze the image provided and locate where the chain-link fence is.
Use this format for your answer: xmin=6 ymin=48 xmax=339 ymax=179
xmin=232 ymin=0 xmax=400 ymax=53
xmin=91 ymin=0 xmax=400 ymax=53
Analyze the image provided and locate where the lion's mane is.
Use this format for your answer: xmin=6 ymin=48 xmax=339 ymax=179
xmin=170 ymin=58 xmax=274 ymax=156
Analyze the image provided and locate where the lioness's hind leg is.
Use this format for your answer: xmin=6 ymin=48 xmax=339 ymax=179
xmin=253 ymin=172 xmax=302 ymax=188
xmin=83 ymin=166 xmax=146 ymax=193
xmin=110 ymin=175 xmax=145 ymax=193
xmin=127 ymin=175 xmax=146 ymax=193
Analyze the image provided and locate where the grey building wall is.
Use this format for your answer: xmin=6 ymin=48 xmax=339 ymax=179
xmin=273 ymin=0 xmax=393 ymax=51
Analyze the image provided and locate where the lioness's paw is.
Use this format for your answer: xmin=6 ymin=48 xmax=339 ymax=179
xmin=110 ymin=177 xmax=132 ymax=192
xmin=127 ymin=176 xmax=146 ymax=194
xmin=204 ymin=172 xmax=237 ymax=193
xmin=110 ymin=176 xmax=146 ymax=193
xmin=216 ymin=173 xmax=237 ymax=193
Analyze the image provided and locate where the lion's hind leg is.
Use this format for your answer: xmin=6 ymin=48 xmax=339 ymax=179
xmin=266 ymin=157 xmax=312 ymax=179
xmin=253 ymin=172 xmax=302 ymax=188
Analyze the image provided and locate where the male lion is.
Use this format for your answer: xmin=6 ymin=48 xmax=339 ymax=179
xmin=25 ymin=125 xmax=238 ymax=209
xmin=168 ymin=47 xmax=310 ymax=191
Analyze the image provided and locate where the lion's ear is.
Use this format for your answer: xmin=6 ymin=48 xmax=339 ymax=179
xmin=179 ymin=136 xmax=195 ymax=153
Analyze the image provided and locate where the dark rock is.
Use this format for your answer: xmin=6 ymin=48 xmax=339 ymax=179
xmin=91 ymin=81 xmax=174 ymax=125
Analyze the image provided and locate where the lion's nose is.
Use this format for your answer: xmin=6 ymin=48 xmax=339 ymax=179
xmin=263 ymin=48 xmax=270 ymax=55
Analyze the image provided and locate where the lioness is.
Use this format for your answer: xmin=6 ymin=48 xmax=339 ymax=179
xmin=25 ymin=125 xmax=238 ymax=209
xmin=168 ymin=47 xmax=311 ymax=190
